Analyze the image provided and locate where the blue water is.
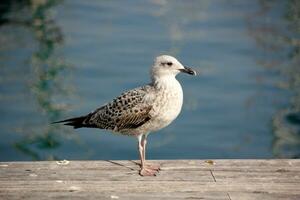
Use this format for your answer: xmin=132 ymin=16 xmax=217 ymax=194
xmin=0 ymin=0 xmax=299 ymax=161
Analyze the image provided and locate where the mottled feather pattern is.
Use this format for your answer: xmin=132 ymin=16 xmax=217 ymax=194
xmin=81 ymin=86 xmax=154 ymax=133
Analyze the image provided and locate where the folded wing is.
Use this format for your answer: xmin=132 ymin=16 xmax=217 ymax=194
xmin=53 ymin=86 xmax=154 ymax=132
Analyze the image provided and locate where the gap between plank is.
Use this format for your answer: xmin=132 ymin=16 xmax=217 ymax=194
xmin=227 ymin=193 xmax=232 ymax=200
xmin=210 ymin=170 xmax=216 ymax=182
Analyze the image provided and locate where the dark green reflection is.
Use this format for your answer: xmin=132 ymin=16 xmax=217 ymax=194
xmin=248 ymin=0 xmax=300 ymax=158
xmin=1 ymin=0 xmax=75 ymax=160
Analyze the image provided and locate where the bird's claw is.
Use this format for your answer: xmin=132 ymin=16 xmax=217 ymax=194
xmin=146 ymin=164 xmax=160 ymax=172
xmin=139 ymin=167 xmax=158 ymax=176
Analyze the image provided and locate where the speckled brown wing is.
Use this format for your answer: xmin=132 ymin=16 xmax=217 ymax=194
xmin=81 ymin=86 xmax=154 ymax=132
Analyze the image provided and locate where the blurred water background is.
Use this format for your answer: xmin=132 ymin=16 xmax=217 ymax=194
xmin=0 ymin=0 xmax=299 ymax=161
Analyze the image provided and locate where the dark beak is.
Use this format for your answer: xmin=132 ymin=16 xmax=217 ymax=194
xmin=179 ymin=66 xmax=197 ymax=76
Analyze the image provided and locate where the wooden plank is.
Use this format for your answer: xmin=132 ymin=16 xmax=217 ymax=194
xmin=0 ymin=160 xmax=299 ymax=200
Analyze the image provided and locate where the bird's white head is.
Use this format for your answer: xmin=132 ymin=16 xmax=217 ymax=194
xmin=151 ymin=55 xmax=197 ymax=81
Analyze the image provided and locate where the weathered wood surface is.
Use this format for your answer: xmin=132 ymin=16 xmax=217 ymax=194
xmin=0 ymin=159 xmax=299 ymax=200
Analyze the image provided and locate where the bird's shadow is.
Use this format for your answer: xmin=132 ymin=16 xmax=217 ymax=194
xmin=106 ymin=160 xmax=140 ymax=171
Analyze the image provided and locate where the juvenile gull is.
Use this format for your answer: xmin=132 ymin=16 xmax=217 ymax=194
xmin=54 ymin=55 xmax=197 ymax=176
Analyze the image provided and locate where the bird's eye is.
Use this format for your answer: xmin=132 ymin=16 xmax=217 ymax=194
xmin=167 ymin=62 xmax=173 ymax=66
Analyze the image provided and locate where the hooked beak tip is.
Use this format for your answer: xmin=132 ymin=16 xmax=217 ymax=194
xmin=180 ymin=66 xmax=198 ymax=76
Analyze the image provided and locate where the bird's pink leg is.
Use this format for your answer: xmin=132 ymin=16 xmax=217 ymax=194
xmin=138 ymin=135 xmax=159 ymax=176
xmin=142 ymin=137 xmax=160 ymax=171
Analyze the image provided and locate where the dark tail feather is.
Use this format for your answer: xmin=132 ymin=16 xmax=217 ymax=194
xmin=52 ymin=116 xmax=87 ymax=129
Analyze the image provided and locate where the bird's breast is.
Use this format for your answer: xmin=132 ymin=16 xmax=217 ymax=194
xmin=148 ymin=79 xmax=183 ymax=130
xmin=158 ymin=86 xmax=183 ymax=119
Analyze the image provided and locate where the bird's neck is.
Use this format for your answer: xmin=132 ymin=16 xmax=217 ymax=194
xmin=152 ymin=75 xmax=180 ymax=90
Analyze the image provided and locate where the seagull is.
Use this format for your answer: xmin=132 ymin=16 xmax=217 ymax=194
xmin=53 ymin=55 xmax=197 ymax=176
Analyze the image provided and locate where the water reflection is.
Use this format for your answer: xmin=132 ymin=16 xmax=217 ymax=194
xmin=151 ymin=0 xmax=209 ymax=56
xmin=0 ymin=0 xmax=76 ymax=160
xmin=247 ymin=0 xmax=300 ymax=158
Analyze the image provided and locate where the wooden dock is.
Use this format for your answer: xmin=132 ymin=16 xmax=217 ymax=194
xmin=0 ymin=159 xmax=299 ymax=200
